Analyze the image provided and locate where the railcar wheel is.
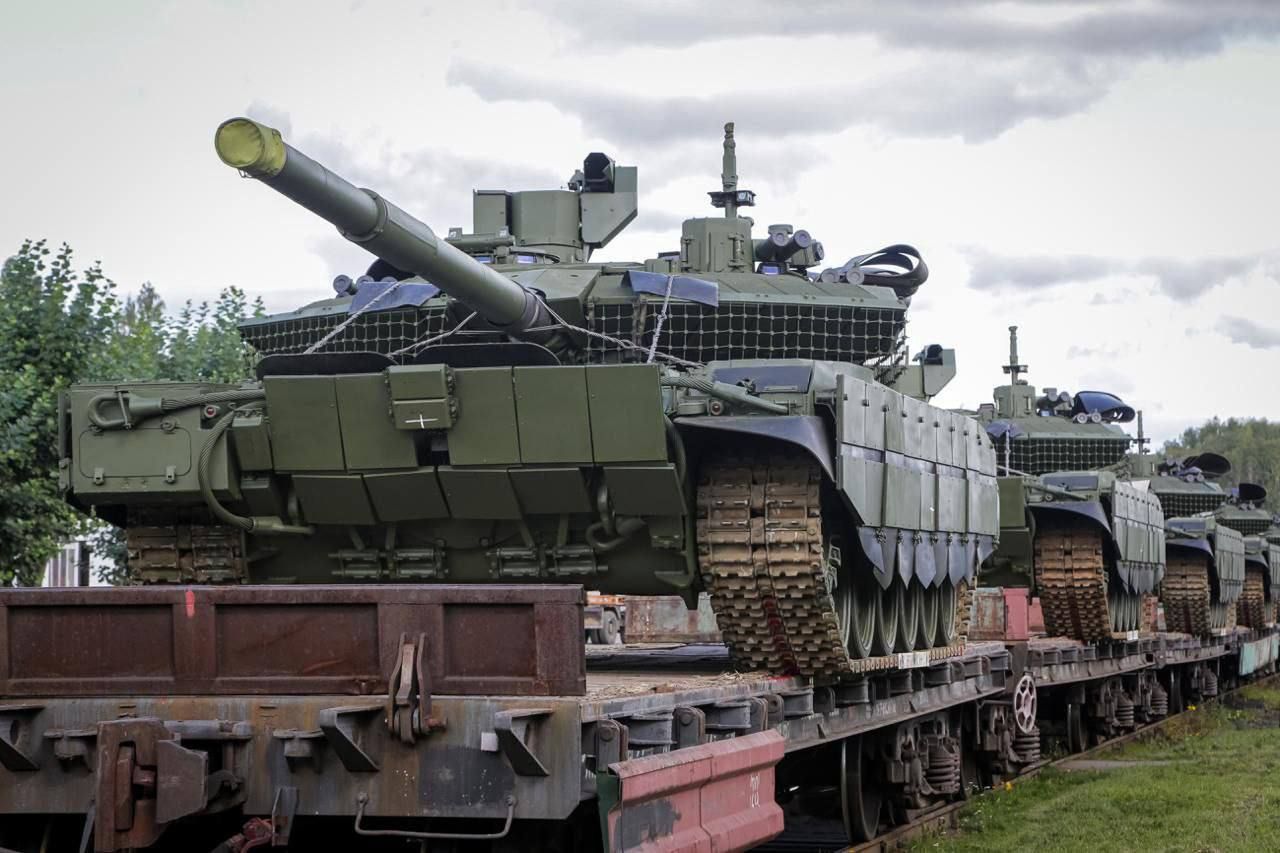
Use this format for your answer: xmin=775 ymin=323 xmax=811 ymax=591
xmin=896 ymin=578 xmax=921 ymax=653
xmin=874 ymin=581 xmax=900 ymax=655
xmin=1012 ymin=674 xmax=1038 ymax=735
xmin=841 ymin=736 xmax=882 ymax=843
xmin=1066 ymin=703 xmax=1087 ymax=754
xmin=959 ymin=737 xmax=979 ymax=799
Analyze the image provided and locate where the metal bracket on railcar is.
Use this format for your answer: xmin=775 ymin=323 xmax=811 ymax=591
xmin=94 ymin=717 xmax=250 ymax=852
xmin=387 ymin=632 xmax=446 ymax=743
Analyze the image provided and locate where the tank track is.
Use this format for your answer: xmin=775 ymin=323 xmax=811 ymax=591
xmin=126 ymin=514 xmax=246 ymax=584
xmin=1033 ymin=520 xmax=1112 ymax=641
xmin=1162 ymin=552 xmax=1212 ymax=635
xmin=955 ymin=579 xmax=974 ymax=642
xmin=696 ymin=457 xmax=852 ymax=677
xmin=1238 ymin=568 xmax=1268 ymax=630
xmin=695 ymin=455 xmax=966 ymax=678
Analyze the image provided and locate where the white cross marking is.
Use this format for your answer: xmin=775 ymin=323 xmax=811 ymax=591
xmin=405 ymin=414 xmax=438 ymax=429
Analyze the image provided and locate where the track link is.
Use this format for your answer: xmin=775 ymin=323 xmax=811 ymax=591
xmin=697 ymin=457 xmax=853 ymax=677
xmin=1163 ymin=553 xmax=1212 ymax=635
xmin=1034 ymin=521 xmax=1112 ymax=641
xmin=127 ymin=512 xmax=246 ymax=584
xmin=696 ymin=455 xmax=967 ymax=678
xmin=1240 ymin=568 xmax=1268 ymax=630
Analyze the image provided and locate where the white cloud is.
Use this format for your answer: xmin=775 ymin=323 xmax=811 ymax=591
xmin=1219 ymin=316 xmax=1280 ymax=349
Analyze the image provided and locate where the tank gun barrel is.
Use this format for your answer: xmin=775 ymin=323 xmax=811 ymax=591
xmin=214 ymin=117 xmax=547 ymax=333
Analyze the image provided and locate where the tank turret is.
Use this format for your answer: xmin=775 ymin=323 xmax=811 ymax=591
xmin=1147 ymin=453 xmax=1231 ymax=518
xmin=215 ymin=117 xmax=633 ymax=337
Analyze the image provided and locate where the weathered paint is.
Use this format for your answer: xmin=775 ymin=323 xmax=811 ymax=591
xmin=1237 ymin=633 xmax=1279 ymax=676
xmin=624 ymin=595 xmax=721 ymax=644
xmin=0 ymin=585 xmax=585 ymax=697
xmin=601 ymin=731 xmax=784 ymax=853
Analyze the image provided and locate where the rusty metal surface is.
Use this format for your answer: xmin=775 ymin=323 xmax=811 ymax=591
xmin=602 ymin=730 xmax=785 ymax=853
xmin=968 ymin=587 xmax=1010 ymax=641
xmin=624 ymin=594 xmax=722 ymax=644
xmin=0 ymin=693 xmax=588 ymax=826
xmin=0 ymin=585 xmax=585 ymax=697
xmin=1025 ymin=635 xmax=1153 ymax=686
xmin=0 ymin=643 xmax=1014 ymax=835
xmin=0 ymin=628 xmax=1263 ymax=848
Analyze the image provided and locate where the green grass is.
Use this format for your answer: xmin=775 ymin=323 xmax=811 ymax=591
xmin=913 ymin=685 xmax=1280 ymax=853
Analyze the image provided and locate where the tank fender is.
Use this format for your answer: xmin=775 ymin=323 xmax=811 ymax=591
xmin=975 ymin=534 xmax=996 ymax=573
xmin=1028 ymin=500 xmax=1111 ymax=534
xmin=895 ymin=529 xmax=915 ymax=585
xmin=931 ymin=537 xmax=949 ymax=587
xmin=676 ymin=415 xmax=834 ymax=482
xmin=948 ymin=535 xmax=969 ymax=585
xmin=859 ymin=527 xmax=960 ymax=590
xmin=915 ymin=534 xmax=938 ymax=586
xmin=857 ymin=527 xmax=891 ymax=589
xmin=947 ymin=534 xmax=991 ymax=586
xmin=1030 ymin=501 xmax=1129 ymax=588
xmin=1167 ymin=537 xmax=1214 ymax=559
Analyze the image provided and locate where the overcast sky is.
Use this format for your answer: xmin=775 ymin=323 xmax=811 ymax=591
xmin=3 ymin=0 xmax=1278 ymax=444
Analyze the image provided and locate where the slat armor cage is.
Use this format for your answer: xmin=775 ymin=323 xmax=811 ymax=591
xmin=240 ymin=298 xmax=910 ymax=369
xmin=1153 ymin=491 xmax=1228 ymax=519
xmin=1217 ymin=517 xmax=1273 ymax=536
xmin=998 ymin=436 xmax=1131 ymax=476
xmin=239 ymin=306 xmax=450 ymax=358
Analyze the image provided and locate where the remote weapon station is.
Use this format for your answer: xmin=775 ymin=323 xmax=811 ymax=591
xmin=62 ymin=118 xmax=998 ymax=678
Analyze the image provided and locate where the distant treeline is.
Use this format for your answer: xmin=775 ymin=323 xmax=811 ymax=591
xmin=0 ymin=240 xmax=259 ymax=586
xmin=1163 ymin=418 xmax=1280 ymax=506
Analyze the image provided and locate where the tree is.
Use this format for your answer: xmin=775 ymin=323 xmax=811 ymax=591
xmin=86 ymin=286 xmax=264 ymax=584
xmin=1161 ymin=418 xmax=1280 ymax=503
xmin=0 ymin=241 xmax=118 ymax=586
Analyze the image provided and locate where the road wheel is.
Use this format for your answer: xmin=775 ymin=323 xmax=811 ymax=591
xmin=896 ymin=577 xmax=920 ymax=653
xmin=874 ymin=580 xmax=900 ymax=656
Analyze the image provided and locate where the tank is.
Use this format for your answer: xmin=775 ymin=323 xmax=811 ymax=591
xmin=1264 ymin=513 xmax=1280 ymax=624
xmin=1132 ymin=453 xmax=1240 ymax=633
xmin=59 ymin=117 xmax=999 ymax=678
xmin=974 ymin=326 xmax=1164 ymax=639
xmin=1215 ymin=484 xmax=1277 ymax=628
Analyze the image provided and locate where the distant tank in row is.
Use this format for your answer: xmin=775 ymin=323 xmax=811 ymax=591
xmin=976 ymin=326 xmax=1163 ymax=639
xmin=1215 ymin=484 xmax=1277 ymax=628
xmin=1141 ymin=454 xmax=1244 ymax=633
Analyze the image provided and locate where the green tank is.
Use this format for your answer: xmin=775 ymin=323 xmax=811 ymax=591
xmin=1215 ymin=484 xmax=1277 ymax=628
xmin=1140 ymin=454 xmax=1242 ymax=633
xmin=59 ymin=117 xmax=999 ymax=678
xmin=976 ymin=326 xmax=1163 ymax=638
xmin=1264 ymin=513 xmax=1280 ymax=624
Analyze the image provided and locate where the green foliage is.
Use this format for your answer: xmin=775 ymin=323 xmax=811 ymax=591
xmin=0 ymin=241 xmax=118 ymax=586
xmin=1162 ymin=417 xmax=1280 ymax=502
xmin=920 ymin=687 xmax=1280 ymax=852
xmin=0 ymin=238 xmax=262 ymax=586
xmin=85 ymin=284 xmax=263 ymax=584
